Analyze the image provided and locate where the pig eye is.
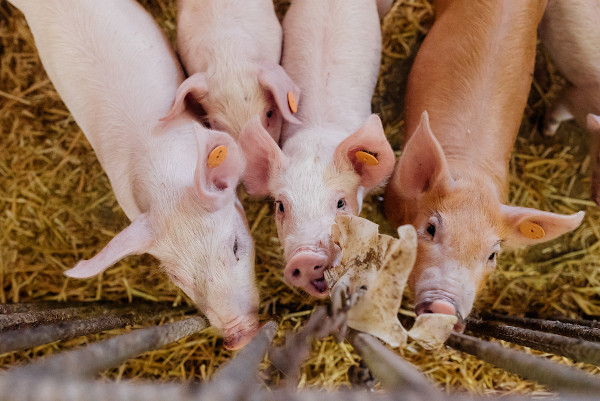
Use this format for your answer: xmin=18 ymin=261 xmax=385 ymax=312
xmin=337 ymin=199 xmax=345 ymax=209
xmin=426 ymin=223 xmax=436 ymax=237
xmin=277 ymin=201 xmax=285 ymax=213
xmin=266 ymin=110 xmax=274 ymax=119
xmin=488 ymin=252 xmax=497 ymax=262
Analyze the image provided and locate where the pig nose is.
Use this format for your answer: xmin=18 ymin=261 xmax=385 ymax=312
xmin=222 ymin=318 xmax=260 ymax=350
xmin=415 ymin=300 xmax=465 ymax=332
xmin=284 ymin=252 xmax=329 ymax=297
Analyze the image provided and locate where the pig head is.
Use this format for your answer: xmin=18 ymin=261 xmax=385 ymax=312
xmin=160 ymin=0 xmax=301 ymax=142
xmin=387 ymin=112 xmax=584 ymax=328
xmin=240 ymin=115 xmax=395 ymax=297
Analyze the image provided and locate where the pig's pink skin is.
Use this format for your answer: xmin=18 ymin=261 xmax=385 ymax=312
xmin=385 ymin=0 xmax=585 ymax=324
xmin=538 ymin=0 xmax=600 ymax=204
xmin=10 ymin=0 xmax=259 ymax=346
xmin=163 ymin=0 xmax=300 ymax=142
xmin=539 ymin=0 xmax=600 ymax=134
xmin=240 ymin=0 xmax=395 ymax=297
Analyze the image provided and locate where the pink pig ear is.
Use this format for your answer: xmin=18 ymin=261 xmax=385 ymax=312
xmin=500 ymin=205 xmax=584 ymax=248
xmin=193 ymin=123 xmax=244 ymax=208
xmin=160 ymin=73 xmax=208 ymax=121
xmin=239 ymin=115 xmax=285 ymax=197
xmin=395 ymin=110 xmax=454 ymax=199
xmin=64 ymin=214 xmax=154 ymax=278
xmin=334 ymin=114 xmax=395 ymax=189
xmin=258 ymin=61 xmax=301 ymax=125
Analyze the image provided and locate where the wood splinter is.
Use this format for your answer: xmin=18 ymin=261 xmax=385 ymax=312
xmin=326 ymin=215 xmax=456 ymax=349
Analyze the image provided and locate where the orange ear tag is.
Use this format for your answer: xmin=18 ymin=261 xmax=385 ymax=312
xmin=355 ymin=150 xmax=379 ymax=166
xmin=519 ymin=221 xmax=545 ymax=239
xmin=207 ymin=145 xmax=227 ymax=168
xmin=287 ymin=91 xmax=298 ymax=113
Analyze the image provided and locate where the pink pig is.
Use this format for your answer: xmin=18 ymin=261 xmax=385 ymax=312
xmin=240 ymin=0 xmax=395 ymax=297
xmin=538 ymin=0 xmax=600 ymax=204
xmin=10 ymin=0 xmax=259 ymax=349
xmin=161 ymin=0 xmax=301 ymax=142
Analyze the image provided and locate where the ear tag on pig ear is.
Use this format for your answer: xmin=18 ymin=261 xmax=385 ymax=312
xmin=207 ymin=145 xmax=228 ymax=168
xmin=355 ymin=150 xmax=379 ymax=166
xmin=287 ymin=91 xmax=298 ymax=113
xmin=519 ymin=221 xmax=545 ymax=239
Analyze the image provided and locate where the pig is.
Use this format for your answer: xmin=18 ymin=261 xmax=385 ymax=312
xmin=160 ymin=0 xmax=301 ymax=143
xmin=239 ymin=0 xmax=395 ymax=297
xmin=384 ymin=0 xmax=585 ymax=329
xmin=10 ymin=0 xmax=259 ymax=350
xmin=538 ymin=0 xmax=600 ymax=205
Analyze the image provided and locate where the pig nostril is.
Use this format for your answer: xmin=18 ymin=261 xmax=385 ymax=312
xmin=293 ymin=269 xmax=300 ymax=277
xmin=313 ymin=265 xmax=320 ymax=270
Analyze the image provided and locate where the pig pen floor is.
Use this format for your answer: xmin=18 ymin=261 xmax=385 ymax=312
xmin=1 ymin=0 xmax=599 ymax=396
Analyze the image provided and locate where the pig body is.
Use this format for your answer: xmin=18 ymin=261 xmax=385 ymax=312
xmin=538 ymin=0 xmax=600 ymax=204
xmin=162 ymin=0 xmax=300 ymax=142
xmin=240 ymin=0 xmax=395 ymax=297
xmin=385 ymin=0 xmax=584 ymax=327
xmin=10 ymin=0 xmax=259 ymax=349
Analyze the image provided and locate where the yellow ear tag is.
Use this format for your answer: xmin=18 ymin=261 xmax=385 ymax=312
xmin=519 ymin=221 xmax=545 ymax=239
xmin=355 ymin=150 xmax=379 ymax=166
xmin=287 ymin=91 xmax=298 ymax=113
xmin=207 ymin=145 xmax=227 ymax=168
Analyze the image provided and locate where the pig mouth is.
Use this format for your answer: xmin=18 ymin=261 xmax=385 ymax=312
xmin=415 ymin=297 xmax=466 ymax=332
xmin=310 ymin=276 xmax=328 ymax=294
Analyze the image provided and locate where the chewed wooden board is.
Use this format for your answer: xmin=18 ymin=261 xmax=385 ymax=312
xmin=326 ymin=215 xmax=457 ymax=349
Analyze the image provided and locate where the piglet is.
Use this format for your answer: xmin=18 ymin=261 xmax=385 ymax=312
xmin=240 ymin=0 xmax=395 ymax=297
xmin=538 ymin=0 xmax=600 ymax=205
xmin=161 ymin=0 xmax=300 ymax=142
xmin=384 ymin=0 xmax=584 ymax=329
xmin=10 ymin=0 xmax=259 ymax=350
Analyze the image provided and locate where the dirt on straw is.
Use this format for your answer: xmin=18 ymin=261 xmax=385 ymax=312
xmin=0 ymin=0 xmax=599 ymax=396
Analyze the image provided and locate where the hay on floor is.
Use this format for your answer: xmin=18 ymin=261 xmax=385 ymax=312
xmin=0 ymin=0 xmax=599 ymax=396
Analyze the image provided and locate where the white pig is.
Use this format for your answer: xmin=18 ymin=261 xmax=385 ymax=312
xmin=10 ymin=0 xmax=259 ymax=350
xmin=161 ymin=0 xmax=301 ymax=143
xmin=538 ymin=0 xmax=600 ymax=205
xmin=239 ymin=0 xmax=395 ymax=297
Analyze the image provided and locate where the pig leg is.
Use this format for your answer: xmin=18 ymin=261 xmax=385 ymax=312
xmin=544 ymin=87 xmax=575 ymax=137
xmin=587 ymin=114 xmax=600 ymax=205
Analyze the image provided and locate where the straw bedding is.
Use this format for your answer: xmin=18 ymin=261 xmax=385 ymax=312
xmin=1 ymin=0 xmax=599 ymax=396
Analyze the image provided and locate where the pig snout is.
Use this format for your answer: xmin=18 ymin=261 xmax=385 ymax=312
xmin=284 ymin=251 xmax=330 ymax=298
xmin=415 ymin=299 xmax=466 ymax=332
xmin=221 ymin=315 xmax=260 ymax=350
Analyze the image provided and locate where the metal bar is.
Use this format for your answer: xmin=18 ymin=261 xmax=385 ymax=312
xmin=477 ymin=312 xmax=600 ymax=342
xmin=447 ymin=332 xmax=600 ymax=395
xmin=0 ymin=301 xmax=92 ymax=314
xmin=198 ymin=321 xmax=278 ymax=401
xmin=12 ymin=315 xmax=208 ymax=378
xmin=0 ymin=302 xmax=194 ymax=332
xmin=347 ymin=331 xmax=444 ymax=400
xmin=0 ymin=305 xmax=192 ymax=354
xmin=467 ymin=319 xmax=600 ymax=366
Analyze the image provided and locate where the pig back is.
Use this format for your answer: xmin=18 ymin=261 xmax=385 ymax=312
xmin=281 ymin=0 xmax=381 ymax=136
xmin=12 ymin=0 xmax=186 ymax=218
xmin=539 ymin=0 xmax=600 ymax=88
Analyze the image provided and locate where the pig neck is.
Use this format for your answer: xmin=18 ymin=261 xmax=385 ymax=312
xmin=403 ymin=0 xmax=546 ymax=215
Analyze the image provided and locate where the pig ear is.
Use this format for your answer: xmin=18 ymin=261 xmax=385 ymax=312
xmin=258 ymin=61 xmax=301 ymax=124
xmin=239 ymin=115 xmax=285 ymax=197
xmin=500 ymin=205 xmax=584 ymax=248
xmin=193 ymin=123 xmax=244 ymax=208
xmin=64 ymin=214 xmax=154 ymax=278
xmin=395 ymin=111 xmax=453 ymax=199
xmin=334 ymin=114 xmax=395 ymax=188
xmin=160 ymin=73 xmax=208 ymax=121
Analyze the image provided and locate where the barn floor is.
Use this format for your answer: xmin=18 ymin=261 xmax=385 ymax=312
xmin=1 ymin=0 xmax=599 ymax=396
